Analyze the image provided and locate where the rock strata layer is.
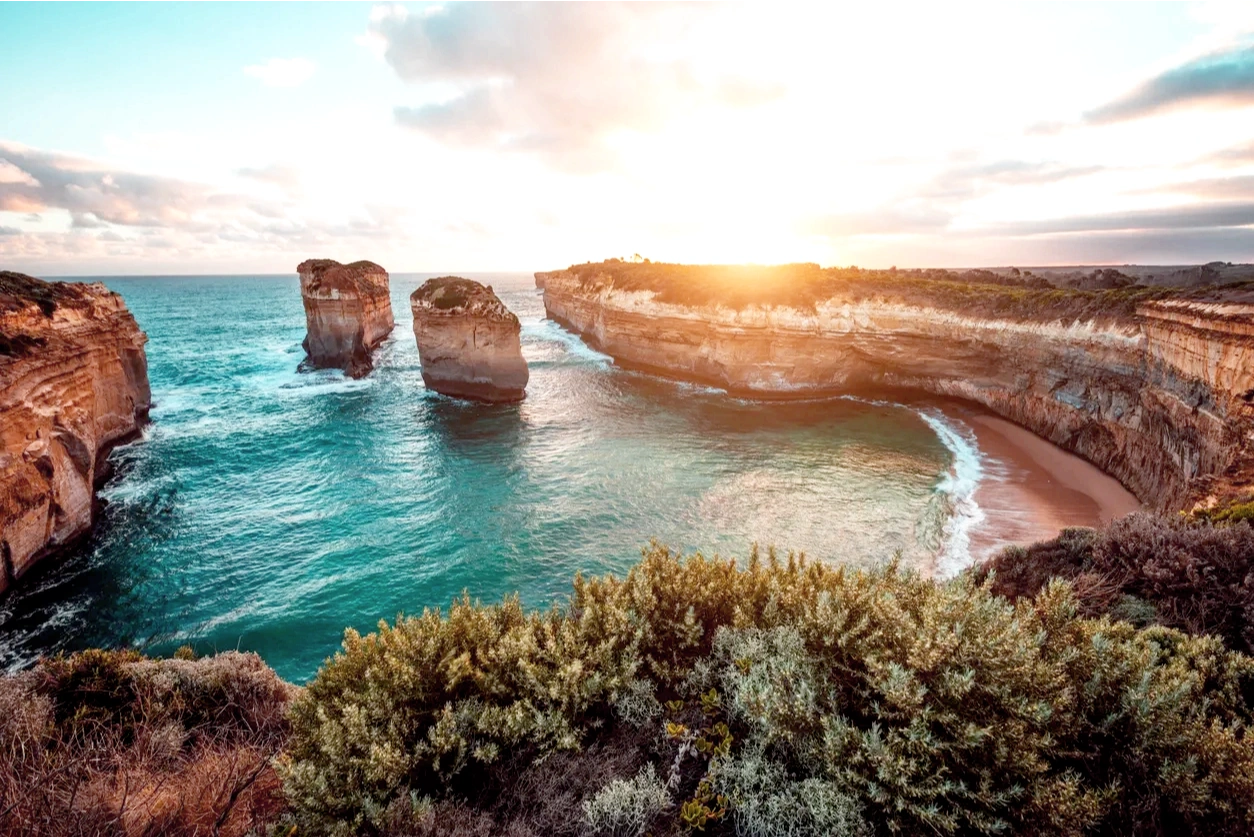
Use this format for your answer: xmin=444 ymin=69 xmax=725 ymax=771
xmin=410 ymin=277 xmax=528 ymax=402
xmin=298 ymin=259 xmax=394 ymax=378
xmin=0 ymin=271 xmax=151 ymax=593
xmin=538 ymin=267 xmax=1254 ymax=513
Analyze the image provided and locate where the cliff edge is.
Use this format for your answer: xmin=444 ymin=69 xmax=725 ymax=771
xmin=0 ymin=271 xmax=151 ymax=593
xmin=298 ymin=259 xmax=394 ymax=378
xmin=538 ymin=261 xmax=1254 ymax=513
xmin=410 ymin=277 xmax=528 ymax=402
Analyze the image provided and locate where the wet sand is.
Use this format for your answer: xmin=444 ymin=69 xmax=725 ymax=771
xmin=951 ymin=409 xmax=1142 ymax=563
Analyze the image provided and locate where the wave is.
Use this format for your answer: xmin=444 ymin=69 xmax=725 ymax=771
xmin=522 ymin=319 xmax=613 ymax=368
xmin=914 ymin=409 xmax=986 ymax=578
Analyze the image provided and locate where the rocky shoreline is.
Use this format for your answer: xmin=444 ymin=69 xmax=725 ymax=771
xmin=537 ymin=263 xmax=1254 ymax=514
xmin=0 ymin=271 xmax=151 ymax=593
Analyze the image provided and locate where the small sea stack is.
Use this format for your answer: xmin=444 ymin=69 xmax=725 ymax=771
xmin=410 ymin=277 xmax=529 ymax=402
xmin=297 ymin=259 xmax=394 ymax=378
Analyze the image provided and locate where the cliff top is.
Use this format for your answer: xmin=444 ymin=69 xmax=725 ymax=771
xmin=297 ymin=259 xmax=389 ymax=295
xmin=1 ymin=271 xmax=121 ymax=359
xmin=554 ymin=259 xmax=1254 ymax=324
xmin=410 ymin=276 xmax=519 ymax=323
xmin=0 ymin=270 xmax=96 ymax=317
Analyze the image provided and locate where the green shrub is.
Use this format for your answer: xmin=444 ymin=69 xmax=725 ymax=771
xmin=583 ymin=763 xmax=669 ymax=837
xmin=284 ymin=546 xmax=1254 ymax=836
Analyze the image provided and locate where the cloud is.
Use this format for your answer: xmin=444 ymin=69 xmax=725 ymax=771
xmin=1085 ymin=43 xmax=1254 ymax=123
xmin=0 ymin=141 xmax=244 ymax=227
xmin=1156 ymin=175 xmax=1254 ymax=200
xmin=807 ymin=203 xmax=954 ymax=237
xmin=243 ymin=57 xmax=316 ymax=88
xmin=921 ymin=158 xmax=1105 ymax=201
xmin=237 ymin=163 xmax=304 ymax=197
xmin=1203 ymin=140 xmax=1254 ymax=166
xmin=371 ymin=2 xmax=780 ymax=166
xmin=992 ymin=202 xmax=1254 ymax=236
xmin=0 ymin=141 xmax=413 ymax=272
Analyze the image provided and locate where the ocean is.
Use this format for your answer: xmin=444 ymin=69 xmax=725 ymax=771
xmin=0 ymin=273 xmax=982 ymax=682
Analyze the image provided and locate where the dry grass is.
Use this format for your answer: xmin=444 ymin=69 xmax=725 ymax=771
xmin=0 ymin=650 xmax=293 ymax=837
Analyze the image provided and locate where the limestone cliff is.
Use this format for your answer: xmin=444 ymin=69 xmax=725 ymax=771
xmin=298 ymin=259 xmax=394 ymax=378
xmin=410 ymin=277 xmax=528 ymax=402
xmin=538 ymin=265 xmax=1254 ymax=512
xmin=0 ymin=271 xmax=151 ymax=593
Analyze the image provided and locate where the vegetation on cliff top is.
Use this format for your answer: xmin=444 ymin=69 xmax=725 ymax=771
xmin=0 ymin=650 xmax=292 ymax=836
xmin=7 ymin=518 xmax=1254 ymax=836
xmin=559 ymin=260 xmax=1246 ymax=322
xmin=411 ymin=276 xmax=513 ymax=318
xmin=978 ymin=512 xmax=1254 ymax=655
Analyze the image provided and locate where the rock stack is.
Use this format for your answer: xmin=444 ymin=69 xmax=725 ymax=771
xmin=410 ymin=277 xmax=528 ymax=402
xmin=297 ymin=259 xmax=394 ymax=378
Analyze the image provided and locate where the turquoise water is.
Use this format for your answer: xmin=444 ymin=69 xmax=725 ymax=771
xmin=0 ymin=274 xmax=976 ymax=682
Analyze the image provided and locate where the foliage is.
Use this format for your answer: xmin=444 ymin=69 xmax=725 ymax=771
xmin=284 ymin=544 xmax=1254 ymax=836
xmin=583 ymin=763 xmax=670 ymax=837
xmin=0 ymin=650 xmax=293 ymax=837
xmin=412 ymin=276 xmax=489 ymax=310
xmin=980 ymin=513 xmax=1254 ymax=654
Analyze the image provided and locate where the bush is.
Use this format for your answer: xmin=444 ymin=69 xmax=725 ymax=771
xmin=284 ymin=545 xmax=1254 ymax=836
xmin=0 ymin=650 xmax=293 ymax=837
xmin=583 ymin=764 xmax=669 ymax=837
xmin=979 ymin=513 xmax=1254 ymax=654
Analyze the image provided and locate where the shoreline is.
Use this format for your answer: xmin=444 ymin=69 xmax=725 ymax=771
xmin=943 ymin=405 xmax=1142 ymax=564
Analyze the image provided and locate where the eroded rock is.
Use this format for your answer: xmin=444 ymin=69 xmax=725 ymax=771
xmin=410 ymin=277 xmax=528 ymax=402
xmin=539 ymin=264 xmax=1254 ymax=513
xmin=0 ymin=271 xmax=151 ymax=593
xmin=298 ymin=259 xmax=394 ymax=378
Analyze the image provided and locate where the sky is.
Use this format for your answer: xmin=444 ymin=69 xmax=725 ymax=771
xmin=1 ymin=1 xmax=1253 ymax=275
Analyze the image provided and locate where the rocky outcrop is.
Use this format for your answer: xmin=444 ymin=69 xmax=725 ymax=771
xmin=0 ymin=271 xmax=150 ymax=593
xmin=410 ymin=277 xmax=528 ymax=402
xmin=298 ymin=259 xmax=394 ymax=378
xmin=539 ymin=267 xmax=1254 ymax=513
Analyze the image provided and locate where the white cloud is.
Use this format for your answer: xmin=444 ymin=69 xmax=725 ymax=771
xmin=243 ymin=57 xmax=316 ymax=88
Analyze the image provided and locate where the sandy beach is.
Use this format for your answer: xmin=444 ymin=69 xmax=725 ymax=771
xmin=951 ymin=407 xmax=1142 ymax=563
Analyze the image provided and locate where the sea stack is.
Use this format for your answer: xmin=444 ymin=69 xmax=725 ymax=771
xmin=0 ymin=271 xmax=151 ymax=593
xmin=410 ymin=277 xmax=529 ymax=402
xmin=297 ymin=259 xmax=394 ymax=378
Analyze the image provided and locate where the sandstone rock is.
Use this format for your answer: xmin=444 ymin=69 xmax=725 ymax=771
xmin=0 ymin=271 xmax=151 ymax=593
xmin=540 ymin=267 xmax=1254 ymax=513
xmin=410 ymin=277 xmax=528 ymax=402
xmin=297 ymin=259 xmax=394 ymax=378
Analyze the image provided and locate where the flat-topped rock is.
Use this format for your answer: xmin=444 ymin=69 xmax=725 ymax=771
xmin=297 ymin=259 xmax=394 ymax=378
xmin=410 ymin=277 xmax=528 ymax=402
xmin=0 ymin=271 xmax=151 ymax=593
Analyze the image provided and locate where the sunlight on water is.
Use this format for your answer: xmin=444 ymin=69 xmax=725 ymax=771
xmin=0 ymin=273 xmax=973 ymax=681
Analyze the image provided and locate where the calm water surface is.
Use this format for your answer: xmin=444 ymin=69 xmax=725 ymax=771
xmin=0 ymin=274 xmax=978 ymax=681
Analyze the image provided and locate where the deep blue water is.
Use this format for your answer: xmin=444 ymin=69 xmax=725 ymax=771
xmin=0 ymin=274 xmax=978 ymax=682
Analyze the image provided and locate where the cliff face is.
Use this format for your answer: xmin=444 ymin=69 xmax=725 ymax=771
xmin=539 ymin=270 xmax=1254 ymax=512
xmin=0 ymin=272 xmax=151 ymax=593
xmin=298 ymin=259 xmax=394 ymax=378
xmin=411 ymin=277 xmax=528 ymax=402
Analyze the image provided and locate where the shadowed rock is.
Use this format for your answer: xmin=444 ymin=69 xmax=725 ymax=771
xmin=297 ymin=259 xmax=394 ymax=378
xmin=0 ymin=271 xmax=151 ymax=593
xmin=410 ymin=277 xmax=528 ymax=402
